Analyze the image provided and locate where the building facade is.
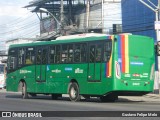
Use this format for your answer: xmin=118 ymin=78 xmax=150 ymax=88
xmin=121 ymin=0 xmax=157 ymax=41
xmin=76 ymin=0 xmax=122 ymax=34
xmin=5 ymin=38 xmax=35 ymax=52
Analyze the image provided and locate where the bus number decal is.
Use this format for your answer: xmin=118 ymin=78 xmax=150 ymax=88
xmin=132 ymin=83 xmax=140 ymax=86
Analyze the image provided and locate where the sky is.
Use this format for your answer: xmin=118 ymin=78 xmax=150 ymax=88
xmin=0 ymin=0 xmax=39 ymax=50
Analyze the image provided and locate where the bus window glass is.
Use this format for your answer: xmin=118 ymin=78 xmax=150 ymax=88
xmin=89 ymin=45 xmax=96 ymax=62
xmin=68 ymin=45 xmax=73 ymax=63
xmin=81 ymin=44 xmax=87 ymax=62
xmin=18 ymin=48 xmax=25 ymax=67
xmin=61 ymin=45 xmax=68 ymax=63
xmin=8 ymin=49 xmax=17 ymax=71
xmin=104 ymin=41 xmax=112 ymax=62
xmin=49 ymin=45 xmax=60 ymax=64
xmin=96 ymin=44 xmax=102 ymax=62
xmin=25 ymin=47 xmax=35 ymax=65
xmin=36 ymin=48 xmax=42 ymax=64
xmin=42 ymin=48 xmax=47 ymax=64
xmin=55 ymin=45 xmax=61 ymax=63
xmin=74 ymin=44 xmax=81 ymax=62
xmin=49 ymin=46 xmax=56 ymax=63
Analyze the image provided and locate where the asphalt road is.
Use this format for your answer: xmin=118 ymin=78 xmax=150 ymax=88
xmin=0 ymin=90 xmax=160 ymax=120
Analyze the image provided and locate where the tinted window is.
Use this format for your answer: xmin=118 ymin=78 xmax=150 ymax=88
xmin=8 ymin=49 xmax=17 ymax=71
xmin=49 ymin=45 xmax=60 ymax=64
xmin=61 ymin=44 xmax=73 ymax=63
xmin=89 ymin=45 xmax=96 ymax=62
xmin=96 ymin=44 xmax=102 ymax=62
xmin=104 ymin=41 xmax=112 ymax=62
xmin=18 ymin=48 xmax=25 ymax=67
xmin=36 ymin=47 xmax=48 ymax=65
xmin=74 ymin=43 xmax=87 ymax=63
xmin=36 ymin=48 xmax=42 ymax=65
xmin=25 ymin=47 xmax=35 ymax=65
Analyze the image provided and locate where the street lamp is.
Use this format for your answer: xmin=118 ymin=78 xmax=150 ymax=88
xmin=39 ymin=8 xmax=61 ymax=29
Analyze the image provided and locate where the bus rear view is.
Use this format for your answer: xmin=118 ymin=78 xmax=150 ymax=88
xmin=114 ymin=35 xmax=155 ymax=96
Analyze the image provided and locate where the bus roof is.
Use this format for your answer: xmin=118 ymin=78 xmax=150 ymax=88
xmin=56 ymin=33 xmax=107 ymax=40
xmin=9 ymin=33 xmax=107 ymax=48
xmin=8 ymin=33 xmax=153 ymax=49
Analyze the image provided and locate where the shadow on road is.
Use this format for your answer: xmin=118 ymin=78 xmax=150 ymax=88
xmin=5 ymin=94 xmax=145 ymax=103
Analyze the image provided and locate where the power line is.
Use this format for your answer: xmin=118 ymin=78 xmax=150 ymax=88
xmin=0 ymin=21 xmax=39 ymax=35
xmin=0 ymin=13 xmax=35 ymax=27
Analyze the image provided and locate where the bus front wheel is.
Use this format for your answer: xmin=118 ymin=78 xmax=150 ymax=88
xmin=69 ymin=82 xmax=81 ymax=102
xmin=22 ymin=82 xmax=28 ymax=99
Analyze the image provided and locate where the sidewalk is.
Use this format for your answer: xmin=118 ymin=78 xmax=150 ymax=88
xmin=119 ymin=94 xmax=160 ymax=102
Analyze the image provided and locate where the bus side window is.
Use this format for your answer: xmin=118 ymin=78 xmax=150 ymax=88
xmin=42 ymin=48 xmax=47 ymax=64
xmin=36 ymin=48 xmax=42 ymax=64
xmin=89 ymin=45 xmax=96 ymax=63
xmin=68 ymin=44 xmax=73 ymax=63
xmin=18 ymin=48 xmax=25 ymax=67
xmin=10 ymin=57 xmax=17 ymax=69
xmin=81 ymin=44 xmax=87 ymax=62
xmin=96 ymin=44 xmax=102 ymax=62
xmin=74 ymin=44 xmax=81 ymax=62
xmin=55 ymin=45 xmax=61 ymax=63
xmin=104 ymin=41 xmax=112 ymax=62
xmin=61 ymin=44 xmax=73 ymax=63
xmin=25 ymin=47 xmax=35 ymax=65
xmin=49 ymin=46 xmax=55 ymax=64
xmin=61 ymin=45 xmax=68 ymax=63
xmin=8 ymin=49 xmax=17 ymax=72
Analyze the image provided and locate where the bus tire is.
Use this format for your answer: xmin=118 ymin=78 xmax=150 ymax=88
xmin=22 ymin=82 xmax=28 ymax=99
xmin=69 ymin=82 xmax=81 ymax=102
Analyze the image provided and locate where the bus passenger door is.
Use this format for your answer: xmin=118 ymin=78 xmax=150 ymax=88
xmin=36 ymin=47 xmax=48 ymax=83
xmin=88 ymin=43 xmax=102 ymax=82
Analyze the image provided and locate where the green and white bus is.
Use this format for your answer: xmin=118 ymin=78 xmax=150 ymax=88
xmin=6 ymin=33 xmax=155 ymax=102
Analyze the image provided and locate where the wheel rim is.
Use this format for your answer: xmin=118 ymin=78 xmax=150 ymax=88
xmin=22 ymin=83 xmax=25 ymax=96
xmin=70 ymin=87 xmax=77 ymax=99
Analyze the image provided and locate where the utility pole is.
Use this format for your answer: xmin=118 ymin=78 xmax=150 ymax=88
xmin=60 ymin=0 xmax=64 ymax=24
xmin=102 ymin=0 xmax=104 ymax=33
xmin=139 ymin=0 xmax=160 ymax=94
xmin=86 ymin=0 xmax=90 ymax=33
